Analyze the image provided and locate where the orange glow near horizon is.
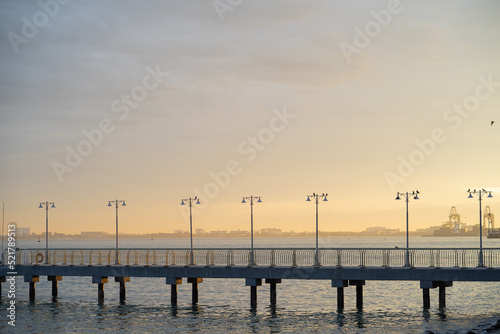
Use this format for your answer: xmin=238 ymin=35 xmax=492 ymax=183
xmin=1 ymin=2 xmax=499 ymax=236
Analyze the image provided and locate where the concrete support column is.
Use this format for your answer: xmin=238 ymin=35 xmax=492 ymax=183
xmin=250 ymin=286 xmax=257 ymax=308
xmin=332 ymin=280 xmax=348 ymax=310
xmin=349 ymin=280 xmax=365 ymax=309
xmin=436 ymin=281 xmax=452 ymax=309
xmin=246 ymin=278 xmax=262 ymax=308
xmin=30 ymin=282 xmax=36 ymax=301
xmin=92 ymin=276 xmax=108 ymax=304
xmin=420 ymin=281 xmax=452 ymax=309
xmin=171 ymin=285 xmax=178 ymax=304
xmin=48 ymin=276 xmax=62 ymax=299
xmin=115 ymin=277 xmax=130 ymax=302
xmin=166 ymin=277 xmax=182 ymax=305
xmin=422 ymin=288 xmax=430 ymax=309
xmin=265 ymin=279 xmax=281 ymax=305
xmin=337 ymin=288 xmax=345 ymax=309
xmin=421 ymin=281 xmax=436 ymax=308
xmin=187 ymin=277 xmax=203 ymax=304
xmin=24 ymin=275 xmax=39 ymax=302
xmin=439 ymin=285 xmax=446 ymax=309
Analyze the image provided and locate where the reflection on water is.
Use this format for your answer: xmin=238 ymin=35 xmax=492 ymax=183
xmin=169 ymin=305 xmax=179 ymax=318
xmin=422 ymin=308 xmax=431 ymax=322
xmin=336 ymin=309 xmax=345 ymax=328
xmin=437 ymin=308 xmax=447 ymax=321
xmin=354 ymin=309 xmax=365 ymax=329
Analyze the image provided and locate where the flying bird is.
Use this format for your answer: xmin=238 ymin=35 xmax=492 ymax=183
xmin=492 ymin=121 xmax=495 ymax=126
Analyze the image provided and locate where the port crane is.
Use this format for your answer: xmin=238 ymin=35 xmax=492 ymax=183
xmin=443 ymin=206 xmax=462 ymax=233
xmin=484 ymin=206 xmax=495 ymax=231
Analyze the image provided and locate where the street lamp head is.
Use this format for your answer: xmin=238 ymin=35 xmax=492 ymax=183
xmin=257 ymin=198 xmax=262 ymax=203
xmin=121 ymin=202 xmax=126 ymax=206
xmin=306 ymin=196 xmax=311 ymax=202
xmin=488 ymin=192 xmax=493 ymax=198
xmin=51 ymin=203 xmax=56 ymax=208
xmin=196 ymin=199 xmax=201 ymax=205
xmin=395 ymin=193 xmax=401 ymax=200
xmin=107 ymin=202 xmax=112 ymax=207
xmin=38 ymin=203 xmax=43 ymax=209
xmin=413 ymin=194 xmax=419 ymax=200
xmin=323 ymin=197 xmax=328 ymax=202
xmin=241 ymin=198 xmax=246 ymax=204
xmin=180 ymin=200 xmax=185 ymax=206
xmin=468 ymin=193 xmax=474 ymax=199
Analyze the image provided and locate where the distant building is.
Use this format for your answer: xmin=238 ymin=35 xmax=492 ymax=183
xmin=17 ymin=227 xmax=30 ymax=236
xmin=260 ymin=228 xmax=282 ymax=235
xmin=80 ymin=231 xmax=109 ymax=238
xmin=228 ymin=229 xmax=248 ymax=237
xmin=362 ymin=227 xmax=400 ymax=236
xmin=209 ymin=230 xmax=227 ymax=236
xmin=195 ymin=228 xmax=206 ymax=235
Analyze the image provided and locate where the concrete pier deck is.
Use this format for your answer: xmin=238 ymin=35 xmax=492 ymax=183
xmin=2 ymin=247 xmax=500 ymax=308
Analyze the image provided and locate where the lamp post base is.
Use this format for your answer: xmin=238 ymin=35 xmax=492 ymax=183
xmin=314 ymin=251 xmax=321 ymax=267
xmin=478 ymin=251 xmax=484 ymax=267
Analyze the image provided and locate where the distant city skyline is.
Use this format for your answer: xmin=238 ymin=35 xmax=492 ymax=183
xmin=1 ymin=1 xmax=499 ymax=235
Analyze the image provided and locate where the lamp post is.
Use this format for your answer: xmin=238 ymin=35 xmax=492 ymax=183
xmin=241 ymin=196 xmax=262 ymax=266
xmin=306 ymin=193 xmax=328 ymax=267
xmin=467 ymin=188 xmax=492 ymax=267
xmin=38 ymin=201 xmax=55 ymax=264
xmin=108 ymin=199 xmax=126 ymax=264
xmin=180 ymin=196 xmax=201 ymax=265
xmin=395 ymin=191 xmax=419 ymax=267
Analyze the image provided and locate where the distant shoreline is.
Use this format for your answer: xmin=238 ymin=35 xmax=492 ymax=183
xmin=6 ymin=233 xmax=490 ymax=240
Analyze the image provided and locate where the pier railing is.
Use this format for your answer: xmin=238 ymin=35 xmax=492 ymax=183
xmin=4 ymin=248 xmax=500 ymax=268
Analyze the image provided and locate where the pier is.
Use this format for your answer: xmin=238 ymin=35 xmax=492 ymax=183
xmin=2 ymin=247 xmax=500 ymax=309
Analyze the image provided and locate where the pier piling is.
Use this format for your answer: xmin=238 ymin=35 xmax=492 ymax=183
xmin=349 ymin=280 xmax=365 ymax=309
xmin=115 ymin=277 xmax=130 ymax=302
xmin=437 ymin=281 xmax=453 ymax=309
xmin=166 ymin=277 xmax=182 ymax=305
xmin=48 ymin=276 xmax=62 ymax=299
xmin=92 ymin=276 xmax=108 ymax=304
xmin=246 ymin=278 xmax=262 ymax=308
xmin=265 ymin=279 xmax=281 ymax=305
xmin=332 ymin=280 xmax=349 ymax=310
xmin=188 ymin=277 xmax=203 ymax=304
xmin=439 ymin=285 xmax=446 ymax=308
xmin=422 ymin=288 xmax=430 ymax=308
xmin=420 ymin=281 xmax=452 ymax=309
xmin=24 ymin=275 xmax=39 ymax=302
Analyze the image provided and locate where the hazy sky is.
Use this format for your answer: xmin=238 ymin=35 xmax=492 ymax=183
xmin=1 ymin=0 xmax=499 ymax=237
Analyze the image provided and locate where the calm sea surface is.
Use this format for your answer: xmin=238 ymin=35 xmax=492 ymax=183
xmin=1 ymin=236 xmax=499 ymax=333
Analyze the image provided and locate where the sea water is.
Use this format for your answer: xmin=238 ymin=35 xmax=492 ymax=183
xmin=1 ymin=236 xmax=499 ymax=333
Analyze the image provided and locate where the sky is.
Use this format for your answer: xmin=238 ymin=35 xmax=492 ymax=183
xmin=0 ymin=0 xmax=499 ymax=237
